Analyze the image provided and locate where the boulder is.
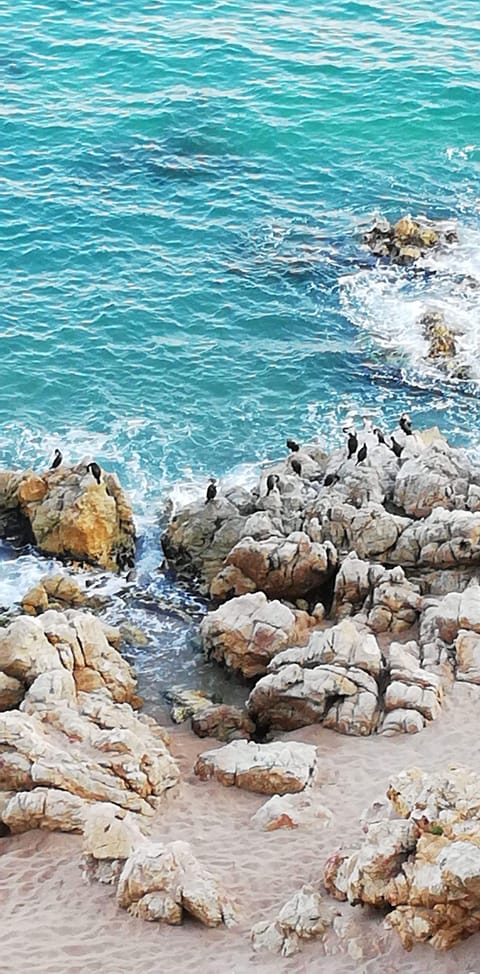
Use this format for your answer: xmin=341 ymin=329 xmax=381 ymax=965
xmin=194 ymin=740 xmax=317 ymax=794
xmin=0 ymin=673 xmax=24 ymax=710
xmin=116 ymin=840 xmax=235 ymax=927
xmin=164 ymin=686 xmax=214 ymax=723
xmin=393 ymin=441 xmax=472 ymax=518
xmin=251 ymin=885 xmax=336 ymax=956
xmin=12 ymin=463 xmax=136 ymax=572
xmin=21 ymin=573 xmax=88 ymax=616
xmin=389 ymin=508 xmax=480 ymax=571
xmin=200 ymin=591 xmax=314 ymax=678
xmin=364 ymin=568 xmax=422 ymax=634
xmin=251 ymin=791 xmax=332 ymax=831
xmin=210 ymin=532 xmax=337 ymax=601
xmin=191 ymin=704 xmax=255 ymax=742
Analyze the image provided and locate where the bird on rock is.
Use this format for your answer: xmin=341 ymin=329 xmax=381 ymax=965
xmin=205 ymin=478 xmax=217 ymax=503
xmin=391 ymin=437 xmax=404 ymax=458
xmin=374 ymin=427 xmax=386 ymax=445
xmin=87 ymin=461 xmax=102 ymax=485
xmin=291 ymin=458 xmax=302 ymax=476
xmin=286 ymin=438 xmax=300 ymax=453
xmin=50 ymin=448 xmax=62 ymax=470
xmin=356 ymin=443 xmax=367 ymax=464
xmin=324 ymin=472 xmax=339 ymax=487
xmin=399 ymin=412 xmax=413 ymax=435
xmin=343 ymin=427 xmax=358 ymax=459
xmin=266 ymin=473 xmax=280 ymax=495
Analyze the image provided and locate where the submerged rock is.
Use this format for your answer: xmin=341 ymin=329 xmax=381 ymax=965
xmin=363 ymin=214 xmax=457 ymax=263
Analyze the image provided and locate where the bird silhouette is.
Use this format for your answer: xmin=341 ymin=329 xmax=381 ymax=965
xmin=356 ymin=443 xmax=367 ymax=464
xmin=87 ymin=461 xmax=102 ymax=485
xmin=391 ymin=437 xmax=404 ymax=458
xmin=50 ymin=449 xmax=62 ymax=470
xmin=286 ymin=438 xmax=300 ymax=452
xmin=266 ymin=473 xmax=280 ymax=495
xmin=399 ymin=412 xmax=413 ymax=435
xmin=205 ymin=479 xmax=217 ymax=503
xmin=291 ymin=458 xmax=302 ymax=476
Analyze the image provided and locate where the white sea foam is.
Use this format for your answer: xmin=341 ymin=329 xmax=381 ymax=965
xmin=340 ymin=221 xmax=480 ymax=384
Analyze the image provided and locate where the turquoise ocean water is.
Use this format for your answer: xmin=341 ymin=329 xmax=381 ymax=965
xmin=1 ymin=0 xmax=480 ymax=704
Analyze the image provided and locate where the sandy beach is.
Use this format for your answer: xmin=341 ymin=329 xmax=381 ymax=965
xmin=2 ymin=680 xmax=480 ymax=974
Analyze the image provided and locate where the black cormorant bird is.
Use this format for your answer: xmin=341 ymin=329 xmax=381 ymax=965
xmin=399 ymin=412 xmax=413 ymax=435
xmin=266 ymin=473 xmax=280 ymax=495
xmin=205 ymin=479 xmax=217 ymax=503
xmin=50 ymin=448 xmax=62 ymax=470
xmin=391 ymin=437 xmax=404 ymax=458
xmin=343 ymin=428 xmax=358 ymax=459
xmin=291 ymin=458 xmax=302 ymax=476
xmin=286 ymin=438 xmax=300 ymax=452
xmin=87 ymin=461 xmax=102 ymax=485
xmin=374 ymin=428 xmax=386 ymax=445
xmin=356 ymin=443 xmax=367 ymax=464
xmin=324 ymin=472 xmax=339 ymax=487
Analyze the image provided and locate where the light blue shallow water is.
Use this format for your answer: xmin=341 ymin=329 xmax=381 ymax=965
xmin=1 ymin=0 xmax=480 ymax=701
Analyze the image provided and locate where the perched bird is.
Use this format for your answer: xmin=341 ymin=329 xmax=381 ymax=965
xmin=87 ymin=461 xmax=102 ymax=485
xmin=286 ymin=438 xmax=300 ymax=453
xmin=205 ymin=479 xmax=217 ymax=504
xmin=356 ymin=443 xmax=367 ymax=464
xmin=390 ymin=437 xmax=404 ymax=458
xmin=324 ymin=472 xmax=339 ymax=487
xmin=343 ymin=428 xmax=358 ymax=460
xmin=266 ymin=473 xmax=280 ymax=495
xmin=399 ymin=412 xmax=413 ymax=435
xmin=50 ymin=448 xmax=62 ymax=470
xmin=291 ymin=458 xmax=302 ymax=476
xmin=374 ymin=427 xmax=386 ymax=445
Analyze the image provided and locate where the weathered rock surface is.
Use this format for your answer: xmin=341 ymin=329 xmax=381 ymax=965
xmin=210 ymin=532 xmax=337 ymax=601
xmin=248 ymin=622 xmax=441 ymax=736
xmin=21 ymin=573 xmax=90 ymax=616
xmin=332 ymin=555 xmax=422 ymax=632
xmin=325 ymin=766 xmax=480 ymax=951
xmin=251 ymin=791 xmax=332 ymax=831
xmin=116 ymin=840 xmax=235 ymax=927
xmin=251 ymin=885 xmax=337 ymax=956
xmin=200 ymin=591 xmax=314 ymax=678
xmin=0 ymin=463 xmax=135 ymax=571
xmin=0 ymin=673 xmax=24 ymax=711
xmin=194 ymin=739 xmax=317 ymax=794
xmin=0 ymin=610 xmax=179 ymax=833
xmin=164 ymin=686 xmax=214 ymax=723
xmin=191 ymin=704 xmax=255 ymax=742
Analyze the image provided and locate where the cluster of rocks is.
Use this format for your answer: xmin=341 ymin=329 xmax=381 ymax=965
xmin=325 ymin=766 xmax=480 ymax=951
xmin=363 ymin=214 xmax=457 ymax=264
xmin=83 ymin=816 xmax=235 ymax=928
xmin=163 ymin=422 xmax=480 ymax=739
xmin=0 ymin=461 xmax=135 ymax=572
xmin=0 ymin=609 xmax=179 ymax=832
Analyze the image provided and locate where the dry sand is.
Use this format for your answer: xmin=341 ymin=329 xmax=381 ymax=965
xmin=2 ymin=683 xmax=480 ymax=974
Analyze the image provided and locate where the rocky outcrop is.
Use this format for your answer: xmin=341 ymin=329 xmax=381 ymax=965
xmin=251 ymin=886 xmax=337 ymax=956
xmin=194 ymin=740 xmax=317 ymax=795
xmin=363 ymin=215 xmax=457 ymax=263
xmin=248 ymin=621 xmax=442 ymax=736
xmin=0 ymin=673 xmax=24 ymax=711
xmin=210 ymin=532 xmax=337 ymax=601
xmin=419 ymin=309 xmax=469 ymax=380
xmin=0 ymin=610 xmax=137 ymax=704
xmin=0 ymin=610 xmax=179 ymax=833
xmin=331 ymin=555 xmax=422 ymax=633
xmin=21 ymin=573 xmax=89 ymax=615
xmin=164 ymin=687 xmax=215 ymax=723
xmin=0 ymin=463 xmax=135 ymax=571
xmin=200 ymin=591 xmax=315 ymax=678
xmin=393 ymin=440 xmax=473 ymax=518
xmin=420 ymin=583 xmax=480 ymax=682
xmin=325 ymin=766 xmax=480 ymax=951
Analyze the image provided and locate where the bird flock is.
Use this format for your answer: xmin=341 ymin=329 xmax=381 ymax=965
xmin=204 ymin=412 xmax=415 ymax=502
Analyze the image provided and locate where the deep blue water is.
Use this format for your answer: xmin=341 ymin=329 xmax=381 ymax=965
xmin=1 ymin=0 xmax=480 ymax=701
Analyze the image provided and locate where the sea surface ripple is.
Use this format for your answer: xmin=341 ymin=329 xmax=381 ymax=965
xmin=1 ymin=0 xmax=480 ymax=701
